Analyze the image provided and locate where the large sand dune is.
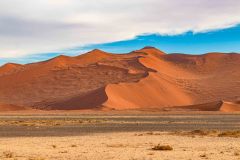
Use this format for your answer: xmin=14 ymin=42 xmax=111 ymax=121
xmin=0 ymin=47 xmax=239 ymax=111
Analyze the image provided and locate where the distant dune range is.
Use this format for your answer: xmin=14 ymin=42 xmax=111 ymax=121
xmin=0 ymin=47 xmax=239 ymax=112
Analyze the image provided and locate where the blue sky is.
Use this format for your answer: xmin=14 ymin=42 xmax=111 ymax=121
xmin=81 ymin=25 xmax=240 ymax=54
xmin=0 ymin=0 xmax=240 ymax=65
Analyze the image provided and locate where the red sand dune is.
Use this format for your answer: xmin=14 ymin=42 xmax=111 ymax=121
xmin=0 ymin=103 xmax=26 ymax=111
xmin=164 ymin=101 xmax=240 ymax=112
xmin=0 ymin=47 xmax=239 ymax=111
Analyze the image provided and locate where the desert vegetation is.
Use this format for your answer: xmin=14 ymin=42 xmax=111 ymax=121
xmin=0 ymin=118 xmax=107 ymax=127
xmin=152 ymin=144 xmax=173 ymax=151
xmin=171 ymin=130 xmax=240 ymax=138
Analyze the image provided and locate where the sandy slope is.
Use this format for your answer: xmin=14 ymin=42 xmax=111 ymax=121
xmin=0 ymin=47 xmax=239 ymax=111
xmin=220 ymin=101 xmax=240 ymax=112
xmin=104 ymin=72 xmax=192 ymax=109
xmin=104 ymin=48 xmax=193 ymax=109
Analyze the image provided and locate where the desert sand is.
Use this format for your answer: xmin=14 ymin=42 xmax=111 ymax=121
xmin=0 ymin=47 xmax=239 ymax=112
xmin=1 ymin=132 xmax=240 ymax=160
xmin=0 ymin=114 xmax=240 ymax=160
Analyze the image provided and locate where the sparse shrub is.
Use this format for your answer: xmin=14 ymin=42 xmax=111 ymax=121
xmin=107 ymin=144 xmax=126 ymax=148
xmin=59 ymin=150 xmax=68 ymax=153
xmin=147 ymin=152 xmax=154 ymax=155
xmin=71 ymin=144 xmax=77 ymax=147
xmin=146 ymin=132 xmax=154 ymax=135
xmin=218 ymin=131 xmax=240 ymax=138
xmin=234 ymin=151 xmax=240 ymax=156
xmin=199 ymin=154 xmax=207 ymax=158
xmin=190 ymin=130 xmax=208 ymax=136
xmin=28 ymin=157 xmax=45 ymax=160
xmin=51 ymin=145 xmax=57 ymax=148
xmin=152 ymin=144 xmax=173 ymax=151
xmin=3 ymin=151 xmax=14 ymax=158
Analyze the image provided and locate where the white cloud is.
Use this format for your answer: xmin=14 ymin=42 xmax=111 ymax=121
xmin=0 ymin=0 xmax=240 ymax=58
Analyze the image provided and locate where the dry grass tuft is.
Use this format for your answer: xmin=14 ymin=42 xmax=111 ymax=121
xmin=147 ymin=152 xmax=154 ymax=155
xmin=218 ymin=131 xmax=240 ymax=138
xmin=28 ymin=157 xmax=45 ymax=160
xmin=107 ymin=144 xmax=127 ymax=148
xmin=2 ymin=151 xmax=14 ymax=158
xmin=189 ymin=130 xmax=219 ymax=136
xmin=152 ymin=144 xmax=173 ymax=151
xmin=134 ymin=132 xmax=162 ymax=136
xmin=190 ymin=130 xmax=208 ymax=135
xmin=172 ymin=130 xmax=240 ymax=138
xmin=51 ymin=145 xmax=57 ymax=148
xmin=199 ymin=154 xmax=207 ymax=158
xmin=71 ymin=144 xmax=77 ymax=147
xmin=234 ymin=151 xmax=240 ymax=156
xmin=59 ymin=150 xmax=68 ymax=154
xmin=0 ymin=119 xmax=107 ymax=127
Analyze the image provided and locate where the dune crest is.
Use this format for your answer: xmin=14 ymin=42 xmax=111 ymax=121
xmin=0 ymin=63 xmax=23 ymax=75
xmin=134 ymin=46 xmax=166 ymax=57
